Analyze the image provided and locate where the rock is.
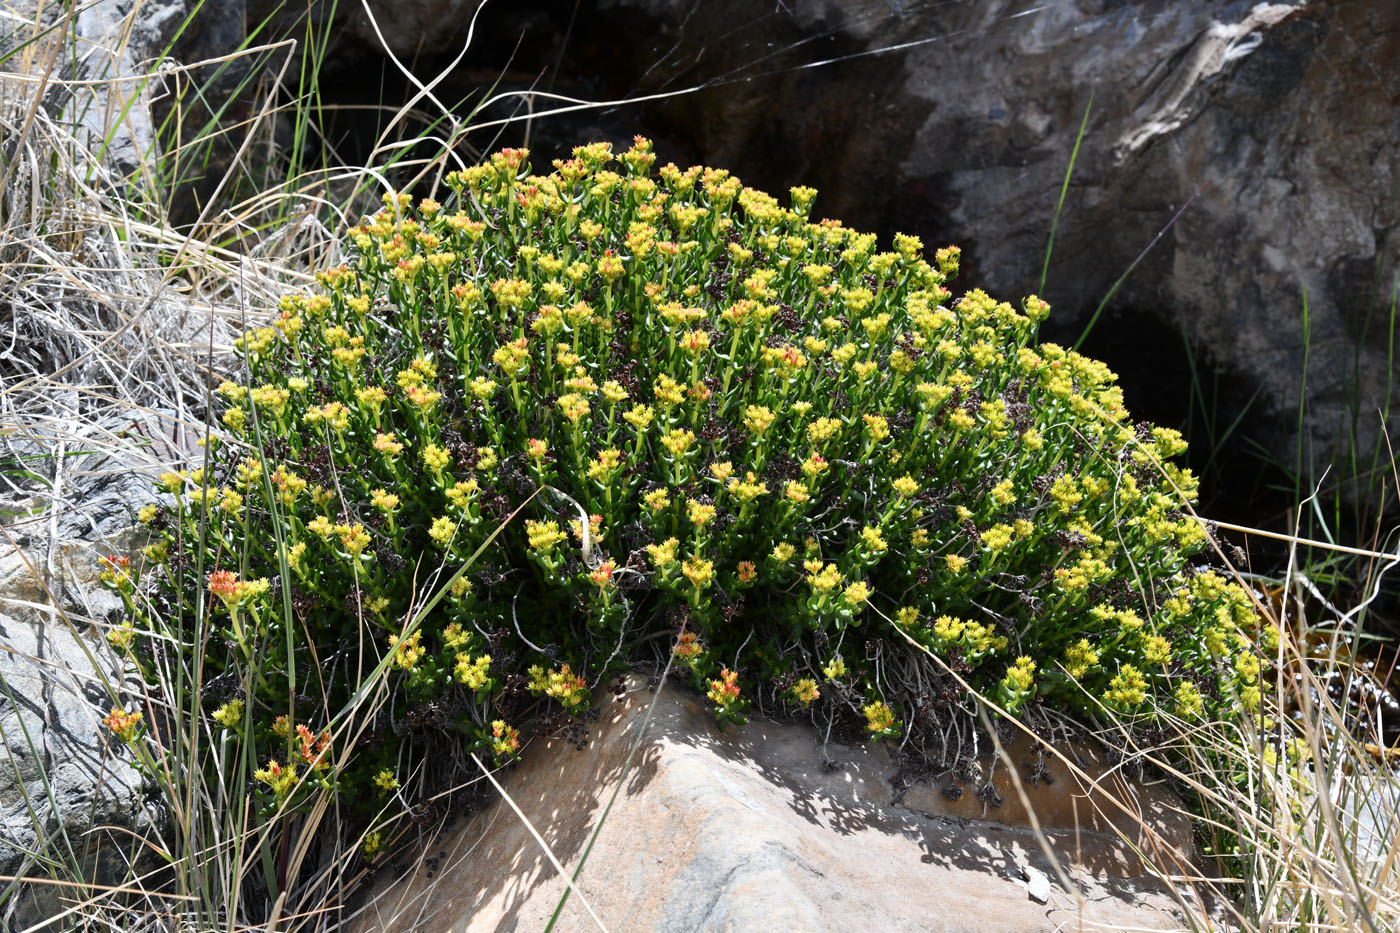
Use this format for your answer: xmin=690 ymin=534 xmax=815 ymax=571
xmin=349 ymin=676 xmax=1214 ymax=932
xmin=72 ymin=0 xmax=1398 ymax=515
xmin=0 ymin=412 xmax=186 ymax=929
xmin=0 ymin=608 xmax=154 ymax=929
xmin=0 ymin=0 xmax=196 ymax=178
xmin=1023 ymin=864 xmax=1052 ymax=904
xmin=894 ymin=731 xmax=1197 ymax=878
xmin=22 ymin=0 xmax=1395 ymax=518
xmin=519 ymin=0 xmax=1398 ymax=517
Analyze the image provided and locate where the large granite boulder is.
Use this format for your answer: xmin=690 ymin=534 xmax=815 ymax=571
xmin=350 ymin=676 xmax=1220 ymax=932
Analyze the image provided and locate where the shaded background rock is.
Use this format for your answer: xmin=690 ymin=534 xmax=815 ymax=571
xmin=13 ymin=2 xmax=1390 ymax=535
xmin=164 ymin=0 xmax=1398 ymax=544
xmin=350 ymin=676 xmax=1220 ymax=932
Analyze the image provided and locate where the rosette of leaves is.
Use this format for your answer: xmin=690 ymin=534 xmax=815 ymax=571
xmin=133 ymin=138 xmax=1274 ymax=814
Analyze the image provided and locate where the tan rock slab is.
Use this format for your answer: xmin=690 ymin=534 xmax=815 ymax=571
xmin=350 ymin=677 xmax=1219 ymax=932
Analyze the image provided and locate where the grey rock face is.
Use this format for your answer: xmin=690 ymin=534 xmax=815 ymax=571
xmin=17 ymin=0 xmax=1394 ymax=514
xmin=147 ymin=0 xmax=1399 ymax=514
xmin=0 ymin=0 xmax=195 ymax=178
xmin=555 ymin=0 xmax=1396 ymax=512
xmin=0 ymin=413 xmax=186 ymax=928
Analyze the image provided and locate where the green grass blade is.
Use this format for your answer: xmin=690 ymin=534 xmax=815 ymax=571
xmin=1039 ymin=93 xmax=1091 ymax=295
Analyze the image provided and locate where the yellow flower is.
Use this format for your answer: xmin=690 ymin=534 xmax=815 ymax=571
xmin=447 ymin=479 xmax=479 ymax=510
xmin=660 ymin=428 xmax=695 ymax=457
xmin=947 ymin=409 xmax=975 ymax=431
xmin=1105 ymin=665 xmax=1148 ymax=707
xmin=107 ymin=621 xmax=137 ymax=650
xmin=1001 ymin=656 xmax=1036 ymax=693
xmin=646 ymin=537 xmax=680 ymax=569
xmin=790 ymin=677 xmax=820 ymax=707
xmin=680 ymin=329 xmax=711 ymax=355
xmin=455 ymin=653 xmax=492 ymax=689
xmin=807 ymin=417 xmax=841 ymax=444
xmin=1142 ymin=634 xmax=1172 ymax=665
xmin=1233 ymin=650 xmax=1261 ymax=683
xmin=643 ymin=488 xmax=672 ymax=511
xmin=1063 ymin=639 xmax=1099 ymax=679
xmin=843 ymin=580 xmax=871 ymax=606
xmin=102 ymin=706 xmax=143 ymax=742
xmin=980 ymin=524 xmax=1014 ymax=551
xmin=248 ymin=385 xmax=290 ymax=414
xmin=212 ymin=700 xmax=244 ymax=728
xmin=862 ymin=414 xmax=889 ymax=443
xmin=526 ymin=520 xmax=566 ymax=552
xmin=429 ymin=515 xmax=456 ymax=547
xmin=405 ymin=384 xmax=441 ymax=411
xmin=587 ymin=448 xmax=624 ymax=481
xmin=807 ymin=563 xmax=842 ymax=593
xmin=389 ymin=631 xmax=425 ymax=670
xmin=337 ymin=523 xmax=371 ymax=556
xmin=491 ymin=720 xmax=521 ymax=758
xmin=859 ymin=526 xmax=887 ymax=554
xmin=219 ymin=486 xmax=244 ymax=513
xmin=862 ymin=701 xmax=895 ymax=734
xmin=623 ymin=404 xmax=655 ymax=431
xmin=674 ymin=631 xmax=706 ymax=661
xmin=1173 ymin=681 xmax=1205 ymax=719
xmin=932 ymin=615 xmax=966 ymax=642
xmin=707 ymin=668 xmax=741 ymax=708
xmin=557 ymin=392 xmax=590 ymax=423
xmin=374 ymin=432 xmax=404 ymax=456
xmin=1050 ymin=475 xmax=1083 ymax=513
xmin=686 ymin=499 xmax=717 ymax=527
xmin=253 ymin=759 xmax=299 ymax=799
xmin=682 ymin=557 xmax=714 ymax=590
xmin=744 ymin=405 xmax=775 ymax=433
xmin=270 ymin=465 xmax=307 ymax=507
xmin=417 ymin=442 xmax=450 ymax=476
xmin=727 ymin=472 xmax=767 ymax=502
